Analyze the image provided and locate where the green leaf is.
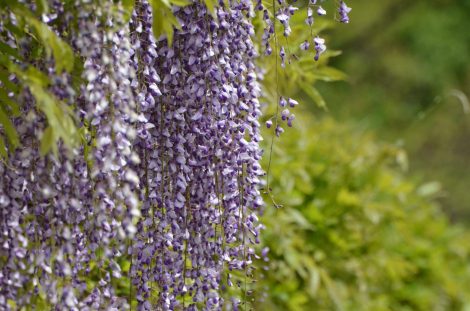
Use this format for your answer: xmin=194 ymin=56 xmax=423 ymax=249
xmin=121 ymin=0 xmax=136 ymax=22
xmin=287 ymin=209 xmax=314 ymax=230
xmin=307 ymin=266 xmax=320 ymax=297
xmin=40 ymin=126 xmax=55 ymax=156
xmin=300 ymin=83 xmax=327 ymax=109
xmin=159 ymin=0 xmax=172 ymax=7
xmin=80 ymin=125 xmax=94 ymax=171
xmin=0 ymin=52 xmax=50 ymax=88
xmin=0 ymin=89 xmax=20 ymax=116
xmin=0 ymin=53 xmax=76 ymax=154
xmin=10 ymin=3 xmax=74 ymax=73
xmin=417 ymin=181 xmax=442 ymax=197
xmin=0 ymin=41 xmax=22 ymax=60
xmin=28 ymin=19 xmax=74 ymax=73
xmin=4 ymin=22 xmax=24 ymax=39
xmin=170 ymin=0 xmax=190 ymax=6
xmin=204 ymin=0 xmax=217 ymax=17
xmin=0 ymin=136 xmax=8 ymax=160
xmin=0 ymin=106 xmax=19 ymax=149
xmin=23 ymin=66 xmax=50 ymax=87
xmin=28 ymin=83 xmax=77 ymax=151
xmin=0 ymin=69 xmax=20 ymax=93
xmin=36 ymin=0 xmax=49 ymax=15
xmin=313 ymin=67 xmax=348 ymax=82
xmin=150 ymin=0 xmax=183 ymax=47
xmin=320 ymin=269 xmax=345 ymax=311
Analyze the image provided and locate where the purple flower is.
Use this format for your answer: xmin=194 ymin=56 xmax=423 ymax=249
xmin=306 ymin=7 xmax=314 ymax=26
xmin=275 ymin=125 xmax=284 ymax=137
xmin=314 ymin=36 xmax=327 ymax=61
xmin=288 ymin=98 xmax=299 ymax=108
xmin=287 ymin=114 xmax=296 ymax=127
xmin=0 ymin=0 xmax=352 ymax=307
xmin=280 ymin=46 xmax=286 ymax=67
xmin=281 ymin=108 xmax=290 ymax=121
xmin=339 ymin=1 xmax=352 ymax=23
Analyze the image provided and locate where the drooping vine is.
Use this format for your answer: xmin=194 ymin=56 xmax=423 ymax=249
xmin=0 ymin=0 xmax=350 ymax=309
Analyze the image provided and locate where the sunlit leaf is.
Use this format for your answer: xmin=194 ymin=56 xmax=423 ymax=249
xmin=0 ymin=136 xmax=8 ymax=159
xmin=0 ymin=106 xmax=19 ymax=149
xmin=10 ymin=3 xmax=74 ymax=73
xmin=170 ymin=0 xmax=190 ymax=6
xmin=0 ymin=69 xmax=19 ymax=93
xmin=121 ymin=0 xmax=136 ymax=22
xmin=40 ymin=126 xmax=55 ymax=156
xmin=150 ymin=0 xmax=186 ymax=47
xmin=0 ymin=41 xmax=22 ymax=60
xmin=0 ymin=89 xmax=20 ymax=116
xmin=36 ymin=0 xmax=49 ymax=15
xmin=204 ymin=0 xmax=217 ymax=17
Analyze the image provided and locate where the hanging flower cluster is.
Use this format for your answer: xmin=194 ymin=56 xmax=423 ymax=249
xmin=128 ymin=1 xmax=264 ymax=308
xmin=0 ymin=6 xmax=83 ymax=308
xmin=260 ymin=0 xmax=351 ymax=137
xmin=1 ymin=1 xmax=140 ymax=309
xmin=0 ymin=0 xmax=350 ymax=310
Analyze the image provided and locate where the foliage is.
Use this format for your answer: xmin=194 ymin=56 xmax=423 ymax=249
xmin=255 ymin=0 xmax=347 ymax=110
xmin=316 ymin=0 xmax=470 ymax=221
xmin=0 ymin=0 xmax=78 ymax=156
xmin=0 ymin=0 xmax=351 ymax=309
xmin=0 ymin=0 xmax=348 ymax=156
xmin=256 ymin=114 xmax=470 ymax=310
xmin=0 ymin=0 xmax=355 ymax=309
xmin=0 ymin=0 xmax=191 ymax=157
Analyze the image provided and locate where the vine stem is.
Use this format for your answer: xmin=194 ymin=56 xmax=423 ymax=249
xmin=265 ymin=0 xmax=281 ymax=208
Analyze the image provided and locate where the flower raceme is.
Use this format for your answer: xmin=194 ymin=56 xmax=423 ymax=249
xmin=128 ymin=1 xmax=263 ymax=309
xmin=264 ymin=0 xmax=351 ymax=136
xmin=0 ymin=0 xmax=350 ymax=310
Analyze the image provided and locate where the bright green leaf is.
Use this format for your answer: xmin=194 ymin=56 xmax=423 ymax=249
xmin=0 ymin=136 xmax=8 ymax=159
xmin=0 ymin=106 xmax=19 ymax=149
xmin=121 ymin=0 xmax=136 ymax=22
xmin=10 ymin=3 xmax=74 ymax=73
xmin=0 ymin=89 xmax=20 ymax=116
xmin=150 ymin=0 xmax=184 ymax=47
xmin=0 ymin=69 xmax=20 ymax=93
xmin=204 ymin=0 xmax=217 ymax=16
xmin=40 ymin=126 xmax=55 ymax=156
xmin=0 ymin=41 xmax=22 ymax=60
xmin=170 ymin=0 xmax=190 ymax=6
xmin=36 ymin=0 xmax=49 ymax=15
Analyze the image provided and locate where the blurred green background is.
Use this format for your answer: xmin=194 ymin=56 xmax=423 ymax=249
xmin=317 ymin=0 xmax=470 ymax=222
xmin=257 ymin=115 xmax=470 ymax=310
xmin=252 ymin=1 xmax=470 ymax=310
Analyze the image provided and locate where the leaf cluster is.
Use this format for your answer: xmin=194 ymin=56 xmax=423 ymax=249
xmin=0 ymin=0 xmax=232 ymax=159
xmin=0 ymin=0 xmax=77 ymax=158
xmin=256 ymin=115 xmax=470 ymax=310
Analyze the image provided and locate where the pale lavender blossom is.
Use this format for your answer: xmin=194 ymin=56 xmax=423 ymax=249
xmin=314 ymin=36 xmax=327 ymax=61
xmin=339 ymin=1 xmax=352 ymax=23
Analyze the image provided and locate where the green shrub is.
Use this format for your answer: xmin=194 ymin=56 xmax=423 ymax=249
xmin=256 ymin=115 xmax=470 ymax=311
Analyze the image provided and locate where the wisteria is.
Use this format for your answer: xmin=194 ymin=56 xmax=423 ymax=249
xmin=261 ymin=0 xmax=352 ymax=139
xmin=338 ymin=0 xmax=352 ymax=23
xmin=0 ymin=0 xmax=350 ymax=309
